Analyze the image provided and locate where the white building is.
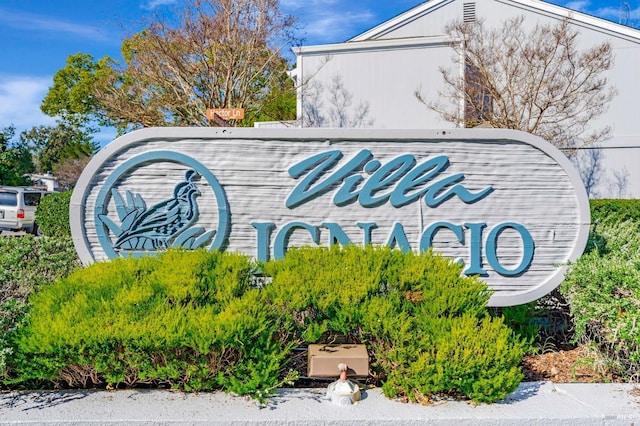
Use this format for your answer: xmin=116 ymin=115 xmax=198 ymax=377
xmin=28 ymin=173 xmax=59 ymax=192
xmin=290 ymin=0 xmax=640 ymax=199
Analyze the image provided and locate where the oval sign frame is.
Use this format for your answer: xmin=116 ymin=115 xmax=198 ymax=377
xmin=71 ymin=128 xmax=590 ymax=307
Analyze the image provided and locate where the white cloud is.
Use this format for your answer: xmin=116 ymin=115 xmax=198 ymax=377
xmin=564 ymin=1 xmax=591 ymax=12
xmin=592 ymin=6 xmax=622 ymax=20
xmin=0 ymin=75 xmax=56 ymax=132
xmin=0 ymin=8 xmax=108 ymax=41
xmin=558 ymin=1 xmax=639 ymax=25
xmin=594 ymin=5 xmax=640 ymax=24
xmin=303 ymin=10 xmax=375 ymax=43
xmin=280 ymin=0 xmax=377 ymax=44
xmin=0 ymin=74 xmax=116 ymax=147
xmin=144 ymin=0 xmax=178 ymax=9
xmin=282 ymin=0 xmax=338 ymax=8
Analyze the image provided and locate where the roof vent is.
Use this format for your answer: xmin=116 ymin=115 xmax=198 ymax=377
xmin=463 ymin=2 xmax=476 ymax=23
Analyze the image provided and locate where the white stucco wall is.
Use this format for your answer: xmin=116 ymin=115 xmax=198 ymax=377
xmin=294 ymin=37 xmax=458 ymax=130
xmin=294 ymin=0 xmax=640 ymax=198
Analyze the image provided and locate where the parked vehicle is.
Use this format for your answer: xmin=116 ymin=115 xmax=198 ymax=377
xmin=0 ymin=186 xmax=51 ymax=235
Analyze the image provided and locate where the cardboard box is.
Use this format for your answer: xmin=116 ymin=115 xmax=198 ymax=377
xmin=307 ymin=344 xmax=369 ymax=378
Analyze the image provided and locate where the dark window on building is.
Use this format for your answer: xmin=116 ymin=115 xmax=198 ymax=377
xmin=464 ymin=61 xmax=493 ymax=127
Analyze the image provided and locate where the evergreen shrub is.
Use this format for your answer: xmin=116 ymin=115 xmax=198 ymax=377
xmin=263 ymin=245 xmax=524 ymax=403
xmin=8 ymin=244 xmax=526 ymax=403
xmin=590 ymin=199 xmax=640 ymax=225
xmin=11 ymin=249 xmax=295 ymax=400
xmin=0 ymin=235 xmax=79 ymax=381
xmin=0 ymin=235 xmax=79 ymax=307
xmin=35 ymin=191 xmax=72 ymax=237
xmin=491 ymin=302 xmax=541 ymax=354
xmin=502 ymin=199 xmax=640 ymax=357
xmin=562 ymin=214 xmax=640 ymax=380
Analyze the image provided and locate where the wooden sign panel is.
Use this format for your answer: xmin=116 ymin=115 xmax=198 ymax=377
xmin=71 ymin=128 xmax=590 ymax=306
xmin=206 ymin=108 xmax=244 ymax=121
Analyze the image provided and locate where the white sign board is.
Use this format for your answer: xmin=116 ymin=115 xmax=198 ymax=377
xmin=71 ymin=128 xmax=590 ymax=306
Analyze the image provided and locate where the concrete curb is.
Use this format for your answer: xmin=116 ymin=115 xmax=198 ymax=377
xmin=1 ymin=382 xmax=639 ymax=425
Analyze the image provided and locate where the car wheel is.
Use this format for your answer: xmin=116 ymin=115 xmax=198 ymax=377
xmin=32 ymin=223 xmax=43 ymax=236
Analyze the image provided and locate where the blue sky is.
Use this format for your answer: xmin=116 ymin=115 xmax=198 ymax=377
xmin=0 ymin=0 xmax=637 ymax=145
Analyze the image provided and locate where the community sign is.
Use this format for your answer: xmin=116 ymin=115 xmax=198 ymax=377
xmin=71 ymin=128 xmax=590 ymax=306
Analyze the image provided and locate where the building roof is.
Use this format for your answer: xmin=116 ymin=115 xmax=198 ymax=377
xmin=348 ymin=0 xmax=640 ymax=43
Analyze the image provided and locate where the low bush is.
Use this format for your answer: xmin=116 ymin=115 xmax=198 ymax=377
xmin=562 ymin=216 xmax=640 ymax=380
xmin=590 ymin=199 xmax=640 ymax=225
xmin=7 ymin=245 xmax=525 ymax=403
xmin=10 ymin=249 xmax=295 ymax=401
xmin=517 ymin=199 xmax=640 ymax=356
xmin=263 ymin=245 xmax=524 ymax=403
xmin=6 ymin=197 xmax=640 ymax=401
xmin=0 ymin=235 xmax=80 ymax=382
xmin=492 ymin=302 xmax=541 ymax=354
xmin=35 ymin=191 xmax=72 ymax=237
xmin=0 ymin=235 xmax=79 ymax=307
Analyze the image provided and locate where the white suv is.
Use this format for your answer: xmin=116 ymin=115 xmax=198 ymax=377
xmin=0 ymin=186 xmax=51 ymax=235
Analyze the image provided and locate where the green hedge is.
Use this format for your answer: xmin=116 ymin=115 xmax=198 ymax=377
xmin=8 ymin=246 xmax=524 ymax=403
xmin=590 ymin=199 xmax=640 ymax=224
xmin=561 ymin=199 xmax=640 ymax=380
xmin=8 ymin=198 xmax=640 ymax=398
xmin=35 ymin=191 xmax=72 ymax=237
xmin=263 ymin=245 xmax=524 ymax=403
xmin=10 ymin=249 xmax=294 ymax=401
xmin=0 ymin=235 xmax=80 ymax=382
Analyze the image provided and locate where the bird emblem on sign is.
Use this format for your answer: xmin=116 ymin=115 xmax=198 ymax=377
xmin=98 ymin=169 xmax=216 ymax=251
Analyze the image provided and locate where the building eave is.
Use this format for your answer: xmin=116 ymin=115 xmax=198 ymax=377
xmin=502 ymin=0 xmax=640 ymax=41
xmin=292 ymin=35 xmax=455 ymax=57
xmin=349 ymin=0 xmax=452 ymax=42
xmin=347 ymin=0 xmax=640 ymax=43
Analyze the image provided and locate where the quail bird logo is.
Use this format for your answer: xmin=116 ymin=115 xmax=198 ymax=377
xmin=99 ymin=170 xmax=216 ymax=251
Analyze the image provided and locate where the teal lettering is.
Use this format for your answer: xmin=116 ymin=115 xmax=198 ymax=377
xmin=390 ymin=156 xmax=449 ymax=207
xmin=464 ymin=222 xmax=488 ymax=275
xmin=273 ymin=222 xmax=320 ymax=260
xmin=359 ymin=154 xmax=415 ymax=207
xmin=251 ymin=222 xmax=275 ymax=262
xmin=386 ymin=222 xmax=411 ymax=253
xmin=287 ymin=149 xmax=493 ymax=210
xmin=357 ymin=222 xmax=378 ymax=245
xmin=486 ymin=222 xmax=535 ymax=276
xmin=286 ymin=150 xmax=372 ymax=208
xmin=321 ymin=222 xmax=352 ymax=246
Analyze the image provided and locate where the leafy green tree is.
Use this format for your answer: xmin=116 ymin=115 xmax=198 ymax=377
xmin=34 ymin=54 xmax=102 ymax=188
xmin=19 ymin=124 xmax=97 ymax=175
xmin=242 ymin=58 xmax=297 ymax=125
xmin=40 ymin=53 xmax=114 ymax=132
xmin=0 ymin=126 xmax=34 ymax=186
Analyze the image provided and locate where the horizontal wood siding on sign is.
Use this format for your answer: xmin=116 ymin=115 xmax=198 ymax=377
xmin=71 ymin=128 xmax=589 ymax=306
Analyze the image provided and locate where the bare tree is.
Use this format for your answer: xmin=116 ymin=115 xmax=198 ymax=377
xmin=419 ymin=16 xmax=616 ymax=153
xmin=302 ymin=75 xmax=373 ymax=128
xmin=573 ymin=147 xmax=603 ymax=198
xmin=53 ymin=154 xmax=93 ymax=190
xmin=94 ymin=0 xmax=297 ymax=129
xmin=609 ymin=167 xmax=630 ymax=198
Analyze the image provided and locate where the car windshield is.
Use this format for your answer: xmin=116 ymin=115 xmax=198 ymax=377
xmin=0 ymin=192 xmax=17 ymax=207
